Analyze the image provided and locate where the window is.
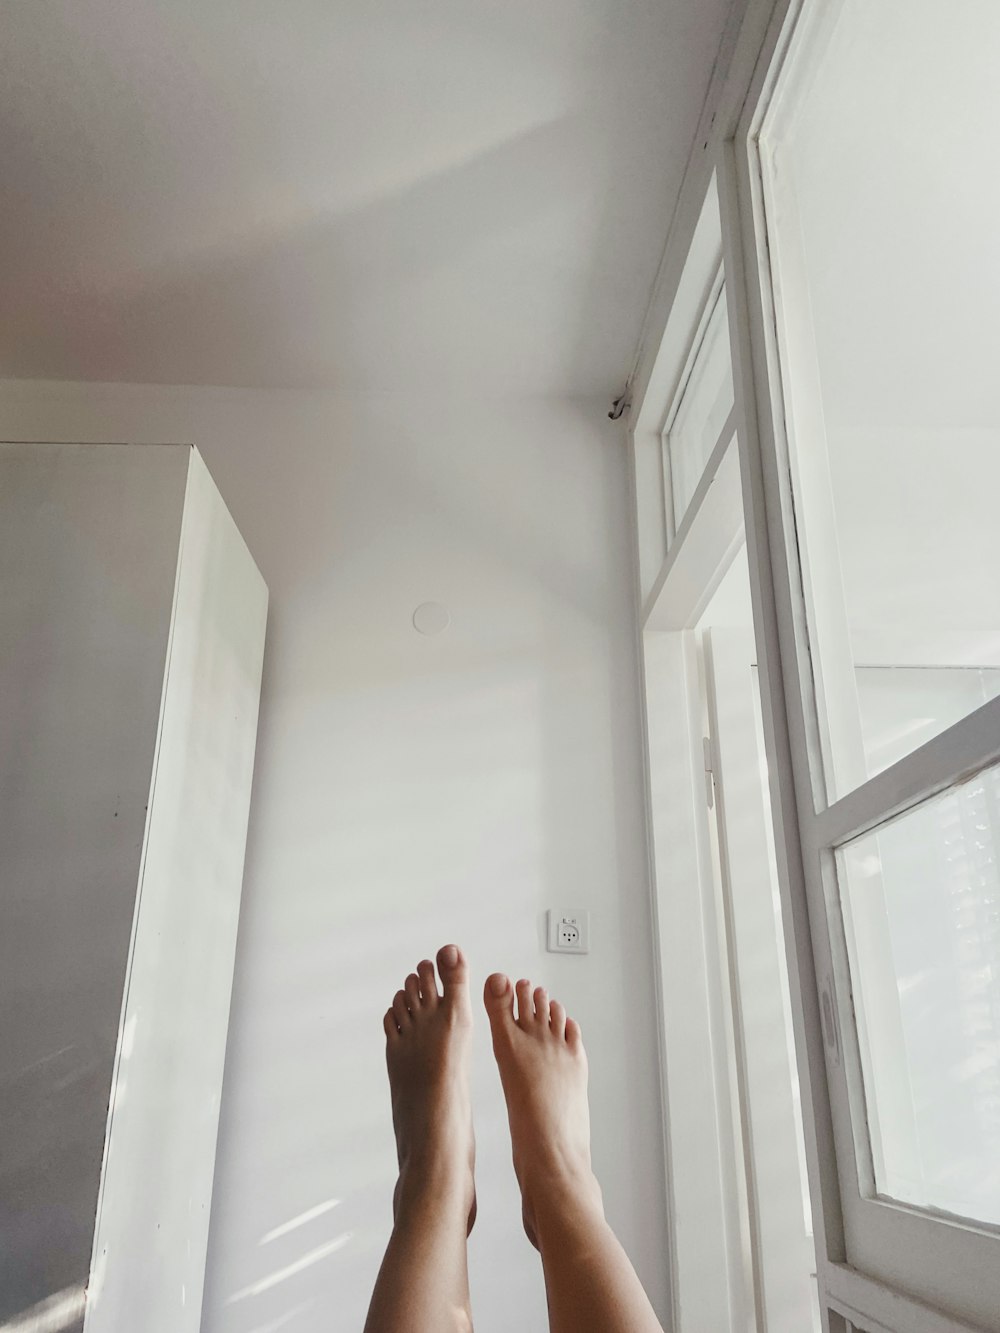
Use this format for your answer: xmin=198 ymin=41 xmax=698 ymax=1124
xmin=749 ymin=0 xmax=1000 ymax=1324
xmin=758 ymin=0 xmax=1000 ymax=805
xmin=838 ymin=763 xmax=1000 ymax=1228
xmin=630 ymin=0 xmax=1000 ymax=1327
xmin=664 ymin=281 xmax=734 ymax=532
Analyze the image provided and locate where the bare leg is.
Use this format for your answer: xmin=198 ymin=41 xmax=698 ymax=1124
xmin=484 ymin=972 xmax=664 ymax=1333
xmin=364 ymin=945 xmax=477 ymax=1333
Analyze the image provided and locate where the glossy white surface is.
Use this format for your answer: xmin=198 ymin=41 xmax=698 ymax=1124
xmin=84 ymin=450 xmax=268 ymax=1333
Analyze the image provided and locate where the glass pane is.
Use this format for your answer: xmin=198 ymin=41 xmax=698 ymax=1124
xmin=666 ymin=285 xmax=733 ymax=530
xmin=760 ymin=0 xmax=1000 ymax=801
xmin=856 ymin=667 xmax=1000 ymax=777
xmin=838 ymin=763 xmax=1000 ymax=1226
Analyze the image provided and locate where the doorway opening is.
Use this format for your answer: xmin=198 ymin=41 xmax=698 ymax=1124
xmin=641 ymin=485 xmax=820 ymax=1330
xmin=695 ymin=541 xmax=820 ymax=1332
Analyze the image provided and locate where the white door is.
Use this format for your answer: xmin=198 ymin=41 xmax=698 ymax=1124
xmin=704 ymin=627 xmax=819 ymax=1333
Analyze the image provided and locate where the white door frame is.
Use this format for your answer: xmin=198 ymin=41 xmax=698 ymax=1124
xmin=640 ymin=623 xmax=751 ymax=1333
xmin=705 ymin=627 xmax=819 ymax=1333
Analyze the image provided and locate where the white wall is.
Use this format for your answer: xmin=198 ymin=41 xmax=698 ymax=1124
xmin=0 ymin=379 xmax=668 ymax=1333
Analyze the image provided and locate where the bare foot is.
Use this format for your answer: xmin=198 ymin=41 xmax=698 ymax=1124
xmin=383 ymin=945 xmax=477 ymax=1234
xmin=483 ymin=973 xmax=603 ymax=1248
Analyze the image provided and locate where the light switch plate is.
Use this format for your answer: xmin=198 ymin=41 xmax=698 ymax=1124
xmin=546 ymin=909 xmax=590 ymax=954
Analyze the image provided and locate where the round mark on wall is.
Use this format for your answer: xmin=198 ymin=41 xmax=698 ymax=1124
xmin=412 ymin=601 xmax=450 ymax=636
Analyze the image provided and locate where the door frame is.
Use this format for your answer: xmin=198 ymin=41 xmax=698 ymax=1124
xmin=705 ymin=626 xmax=820 ymax=1333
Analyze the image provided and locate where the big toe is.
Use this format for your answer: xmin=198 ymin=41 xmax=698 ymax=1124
xmin=483 ymin=972 xmax=515 ymax=1036
xmin=437 ymin=944 xmax=471 ymax=1013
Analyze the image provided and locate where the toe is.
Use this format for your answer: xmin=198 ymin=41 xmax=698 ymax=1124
xmin=417 ymin=958 xmax=439 ymax=1006
xmin=436 ymin=944 xmax=470 ymax=1011
xmin=383 ymin=1008 xmax=399 ymax=1040
xmin=549 ymin=998 xmax=566 ymax=1038
xmin=392 ymin=990 xmax=411 ymax=1029
xmin=483 ymin=972 xmax=515 ymax=1038
xmin=515 ymin=978 xmax=533 ymax=1028
xmin=404 ymin=972 xmax=422 ymax=1011
xmin=533 ymin=986 xmax=550 ymax=1025
xmin=565 ymin=1016 xmax=583 ymax=1048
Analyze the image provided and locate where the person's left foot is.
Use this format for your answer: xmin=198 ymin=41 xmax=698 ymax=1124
xmin=383 ymin=945 xmax=477 ymax=1234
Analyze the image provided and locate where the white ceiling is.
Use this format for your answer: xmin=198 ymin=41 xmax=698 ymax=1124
xmin=0 ymin=0 xmax=734 ymax=394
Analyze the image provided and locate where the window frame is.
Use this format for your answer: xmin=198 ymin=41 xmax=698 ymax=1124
xmin=627 ymin=0 xmax=1000 ymax=1327
xmin=631 ymin=169 xmax=753 ymax=1333
xmin=732 ymin=0 xmax=1000 ymax=1325
xmin=661 ymin=265 xmax=729 ymax=535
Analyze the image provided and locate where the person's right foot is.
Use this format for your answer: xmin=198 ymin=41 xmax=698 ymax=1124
xmin=483 ymin=973 xmax=603 ymax=1248
xmin=384 ymin=945 xmax=477 ymax=1236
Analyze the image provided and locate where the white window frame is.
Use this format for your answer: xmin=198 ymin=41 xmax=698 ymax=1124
xmin=704 ymin=625 xmax=822 ymax=1332
xmin=627 ymin=1 xmax=1000 ymax=1329
xmin=660 ymin=265 xmax=727 ymax=536
xmin=631 ymin=164 xmax=753 ymax=1333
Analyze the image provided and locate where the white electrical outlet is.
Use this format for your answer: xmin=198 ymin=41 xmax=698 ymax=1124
xmin=546 ymin=909 xmax=590 ymax=954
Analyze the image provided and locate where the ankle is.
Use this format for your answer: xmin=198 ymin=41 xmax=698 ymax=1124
xmin=515 ymin=1134 xmax=594 ymax=1187
xmin=517 ymin=1150 xmax=603 ymax=1225
xmin=395 ymin=1152 xmax=473 ymax=1221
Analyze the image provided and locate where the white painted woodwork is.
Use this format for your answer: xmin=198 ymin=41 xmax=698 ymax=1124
xmin=641 ymin=629 xmax=746 ymax=1333
xmin=0 ymin=443 xmax=190 ymax=1327
xmin=643 ymin=423 xmax=744 ymax=630
xmin=0 ymin=443 xmax=266 ymax=1333
xmin=633 ymin=178 xmax=725 ymax=446
xmin=753 ymin=149 xmax=866 ymax=807
xmin=633 ymin=175 xmax=726 ymax=601
xmin=665 ymin=280 xmax=733 ymax=530
xmin=632 ymin=425 xmax=669 ymax=604
xmin=705 ymin=628 xmax=818 ymax=1332
xmin=742 ymin=4 xmax=1000 ymax=1322
xmin=84 ymin=450 xmax=268 ymax=1333
xmin=725 ymin=68 xmax=853 ymax=1333
xmin=628 ymin=0 xmax=1000 ymax=1327
xmin=754 ymin=90 xmax=922 ymax=1219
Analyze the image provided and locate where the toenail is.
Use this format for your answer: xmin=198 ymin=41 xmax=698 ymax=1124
xmin=440 ymin=944 xmax=458 ymax=967
xmin=489 ymin=974 xmax=508 ymax=996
